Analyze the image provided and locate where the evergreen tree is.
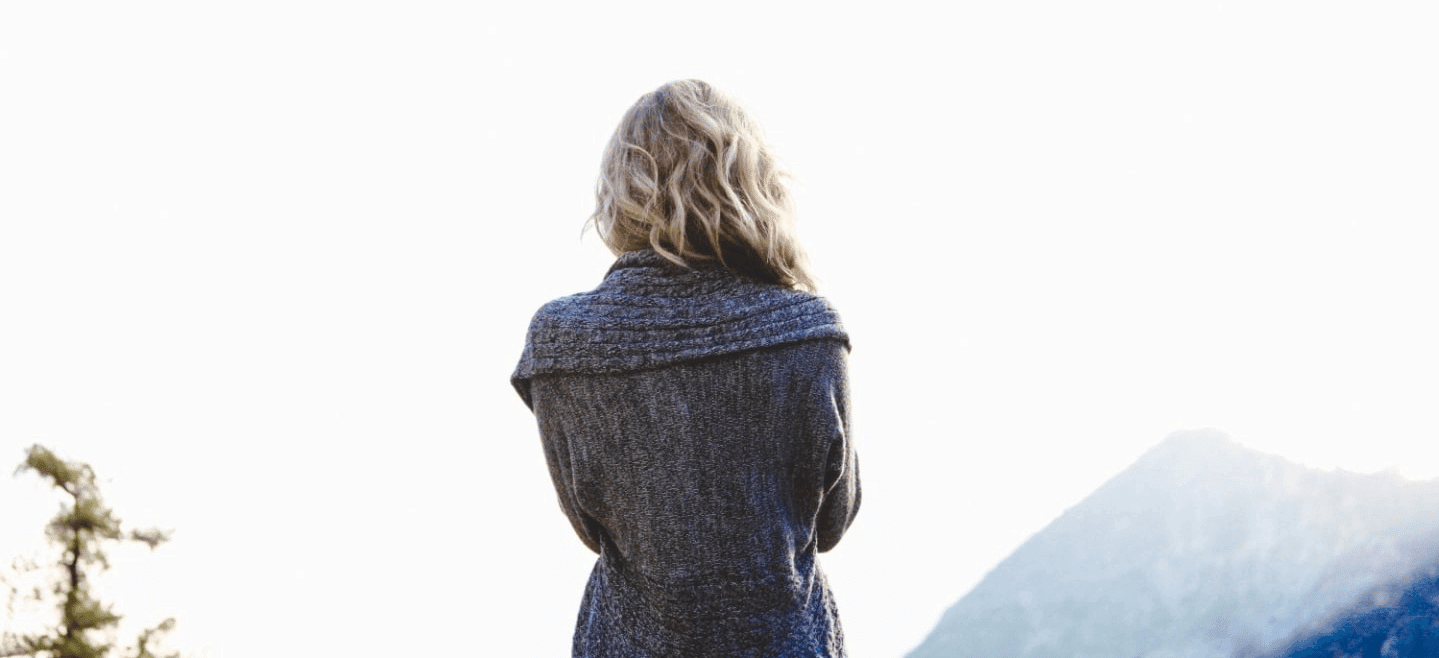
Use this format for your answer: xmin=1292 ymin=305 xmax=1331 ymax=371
xmin=2 ymin=445 xmax=179 ymax=658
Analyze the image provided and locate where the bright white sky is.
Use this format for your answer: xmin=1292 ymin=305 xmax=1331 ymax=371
xmin=1 ymin=2 xmax=1436 ymax=657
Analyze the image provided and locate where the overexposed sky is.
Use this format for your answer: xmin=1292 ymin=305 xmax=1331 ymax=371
xmin=2 ymin=2 xmax=1436 ymax=657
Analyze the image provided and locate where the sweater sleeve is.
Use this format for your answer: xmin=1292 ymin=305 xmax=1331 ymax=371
xmin=532 ymin=388 xmax=604 ymax=555
xmin=815 ymin=344 xmax=861 ymax=553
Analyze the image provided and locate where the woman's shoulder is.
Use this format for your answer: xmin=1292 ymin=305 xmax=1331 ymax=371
xmin=531 ymin=282 xmax=844 ymax=340
xmin=515 ymin=268 xmax=847 ymax=382
xmin=527 ymin=256 xmax=844 ymax=329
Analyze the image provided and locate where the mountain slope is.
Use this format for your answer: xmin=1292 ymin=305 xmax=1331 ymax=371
xmin=907 ymin=429 xmax=1439 ymax=658
xmin=1263 ymin=563 xmax=1439 ymax=658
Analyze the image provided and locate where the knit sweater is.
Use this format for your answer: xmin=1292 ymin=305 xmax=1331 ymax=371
xmin=512 ymin=250 xmax=860 ymax=657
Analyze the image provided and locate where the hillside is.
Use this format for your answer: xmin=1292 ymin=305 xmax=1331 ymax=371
xmin=907 ymin=429 xmax=1439 ymax=658
xmin=1262 ymin=563 xmax=1439 ymax=657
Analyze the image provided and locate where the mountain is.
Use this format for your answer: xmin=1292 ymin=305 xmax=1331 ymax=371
xmin=1263 ymin=563 xmax=1439 ymax=657
xmin=906 ymin=429 xmax=1439 ymax=658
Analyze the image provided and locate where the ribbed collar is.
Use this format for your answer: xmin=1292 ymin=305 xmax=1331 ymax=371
xmin=511 ymin=250 xmax=847 ymax=405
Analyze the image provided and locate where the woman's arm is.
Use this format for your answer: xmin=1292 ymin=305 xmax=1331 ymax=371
xmin=815 ymin=342 xmax=861 ymax=553
xmin=533 ymin=388 xmax=605 ymax=555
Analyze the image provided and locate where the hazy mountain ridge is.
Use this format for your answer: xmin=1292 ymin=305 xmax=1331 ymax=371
xmin=907 ymin=429 xmax=1439 ymax=658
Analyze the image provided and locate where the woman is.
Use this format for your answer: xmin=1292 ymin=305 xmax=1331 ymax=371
xmin=512 ymin=79 xmax=860 ymax=657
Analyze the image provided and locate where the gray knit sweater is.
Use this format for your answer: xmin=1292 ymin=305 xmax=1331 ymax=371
xmin=512 ymin=250 xmax=860 ymax=657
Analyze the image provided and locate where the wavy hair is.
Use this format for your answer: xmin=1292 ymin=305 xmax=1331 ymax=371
xmin=588 ymin=80 xmax=816 ymax=291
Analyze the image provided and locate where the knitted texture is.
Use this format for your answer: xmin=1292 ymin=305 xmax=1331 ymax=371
xmin=512 ymin=250 xmax=849 ymax=405
xmin=512 ymin=251 xmax=860 ymax=657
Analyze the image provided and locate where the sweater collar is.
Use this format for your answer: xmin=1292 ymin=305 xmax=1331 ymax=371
xmin=607 ymin=249 xmax=673 ymax=273
xmin=511 ymin=249 xmax=848 ymax=405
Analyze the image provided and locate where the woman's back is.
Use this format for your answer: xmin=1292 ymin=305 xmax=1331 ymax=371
xmin=514 ymin=252 xmax=859 ymax=656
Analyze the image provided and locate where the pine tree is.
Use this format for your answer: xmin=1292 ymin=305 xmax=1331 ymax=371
xmin=2 ymin=445 xmax=179 ymax=658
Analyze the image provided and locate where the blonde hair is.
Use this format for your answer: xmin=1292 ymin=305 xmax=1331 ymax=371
xmin=588 ymin=80 xmax=816 ymax=291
